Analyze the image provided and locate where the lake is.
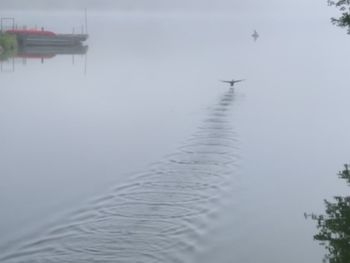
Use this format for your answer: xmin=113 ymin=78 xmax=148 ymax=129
xmin=1 ymin=6 xmax=350 ymax=263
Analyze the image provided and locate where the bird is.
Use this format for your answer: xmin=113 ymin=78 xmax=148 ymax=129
xmin=220 ymin=79 xmax=245 ymax=87
xmin=252 ymin=30 xmax=259 ymax=41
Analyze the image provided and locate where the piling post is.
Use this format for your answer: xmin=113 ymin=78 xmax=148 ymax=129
xmin=84 ymin=8 xmax=88 ymax=34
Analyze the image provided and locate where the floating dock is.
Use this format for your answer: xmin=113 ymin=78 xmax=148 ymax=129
xmin=6 ymin=29 xmax=88 ymax=47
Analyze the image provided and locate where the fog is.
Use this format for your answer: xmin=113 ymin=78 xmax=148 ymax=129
xmin=1 ymin=1 xmax=350 ymax=263
xmin=0 ymin=0 xmax=332 ymax=14
xmin=2 ymin=0 xmax=250 ymax=11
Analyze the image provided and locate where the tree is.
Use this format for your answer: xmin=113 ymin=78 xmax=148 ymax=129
xmin=328 ymin=0 xmax=350 ymax=33
xmin=338 ymin=164 xmax=350 ymax=186
xmin=311 ymin=164 xmax=350 ymax=263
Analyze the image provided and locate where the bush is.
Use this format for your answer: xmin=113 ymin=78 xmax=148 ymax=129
xmin=0 ymin=33 xmax=18 ymax=50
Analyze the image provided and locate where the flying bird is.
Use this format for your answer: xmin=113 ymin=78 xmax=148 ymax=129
xmin=220 ymin=79 xmax=245 ymax=87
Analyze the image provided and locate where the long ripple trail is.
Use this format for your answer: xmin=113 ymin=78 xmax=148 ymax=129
xmin=1 ymin=90 xmax=240 ymax=263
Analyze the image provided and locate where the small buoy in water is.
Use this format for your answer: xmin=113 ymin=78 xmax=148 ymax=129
xmin=252 ymin=30 xmax=259 ymax=41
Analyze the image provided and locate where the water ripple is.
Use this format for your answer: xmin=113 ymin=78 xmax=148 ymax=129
xmin=1 ymin=91 xmax=240 ymax=263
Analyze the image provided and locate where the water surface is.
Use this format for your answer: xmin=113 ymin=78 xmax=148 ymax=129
xmin=1 ymin=8 xmax=350 ymax=263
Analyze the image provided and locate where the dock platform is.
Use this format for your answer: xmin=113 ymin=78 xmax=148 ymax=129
xmin=6 ymin=29 xmax=88 ymax=47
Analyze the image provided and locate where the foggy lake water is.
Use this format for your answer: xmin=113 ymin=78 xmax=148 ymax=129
xmin=1 ymin=5 xmax=350 ymax=263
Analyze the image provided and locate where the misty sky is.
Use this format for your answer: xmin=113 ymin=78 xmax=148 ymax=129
xmin=0 ymin=0 xmax=331 ymax=15
xmin=2 ymin=0 xmax=250 ymax=10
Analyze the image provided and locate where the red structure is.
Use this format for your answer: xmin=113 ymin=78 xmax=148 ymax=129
xmin=6 ymin=29 xmax=56 ymax=36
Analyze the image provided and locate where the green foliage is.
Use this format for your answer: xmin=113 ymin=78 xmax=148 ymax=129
xmin=312 ymin=164 xmax=350 ymax=263
xmin=328 ymin=0 xmax=350 ymax=33
xmin=0 ymin=47 xmax=17 ymax=61
xmin=338 ymin=164 xmax=350 ymax=185
xmin=0 ymin=33 xmax=18 ymax=61
xmin=0 ymin=33 xmax=18 ymax=51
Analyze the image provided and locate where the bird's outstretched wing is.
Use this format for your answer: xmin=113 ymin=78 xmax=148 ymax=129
xmin=233 ymin=79 xmax=245 ymax=83
xmin=220 ymin=80 xmax=232 ymax=84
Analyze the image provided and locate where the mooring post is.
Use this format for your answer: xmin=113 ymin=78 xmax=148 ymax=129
xmin=84 ymin=8 xmax=88 ymax=34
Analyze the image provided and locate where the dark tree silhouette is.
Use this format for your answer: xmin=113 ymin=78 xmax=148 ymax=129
xmin=338 ymin=164 xmax=350 ymax=185
xmin=312 ymin=164 xmax=350 ymax=263
xmin=328 ymin=1 xmax=350 ymax=33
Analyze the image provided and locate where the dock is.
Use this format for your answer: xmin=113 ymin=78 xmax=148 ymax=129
xmin=6 ymin=29 xmax=88 ymax=47
xmin=18 ymin=34 xmax=88 ymax=47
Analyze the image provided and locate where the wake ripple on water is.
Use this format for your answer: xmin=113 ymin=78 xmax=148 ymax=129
xmin=1 ymin=91 xmax=240 ymax=263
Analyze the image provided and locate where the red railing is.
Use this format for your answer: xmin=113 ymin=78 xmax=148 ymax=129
xmin=6 ymin=29 xmax=56 ymax=36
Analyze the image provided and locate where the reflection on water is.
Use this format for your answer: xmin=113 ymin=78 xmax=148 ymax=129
xmin=17 ymin=45 xmax=88 ymax=58
xmin=0 ymin=90 xmax=239 ymax=263
xmin=308 ymin=165 xmax=350 ymax=263
xmin=0 ymin=45 xmax=88 ymax=72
